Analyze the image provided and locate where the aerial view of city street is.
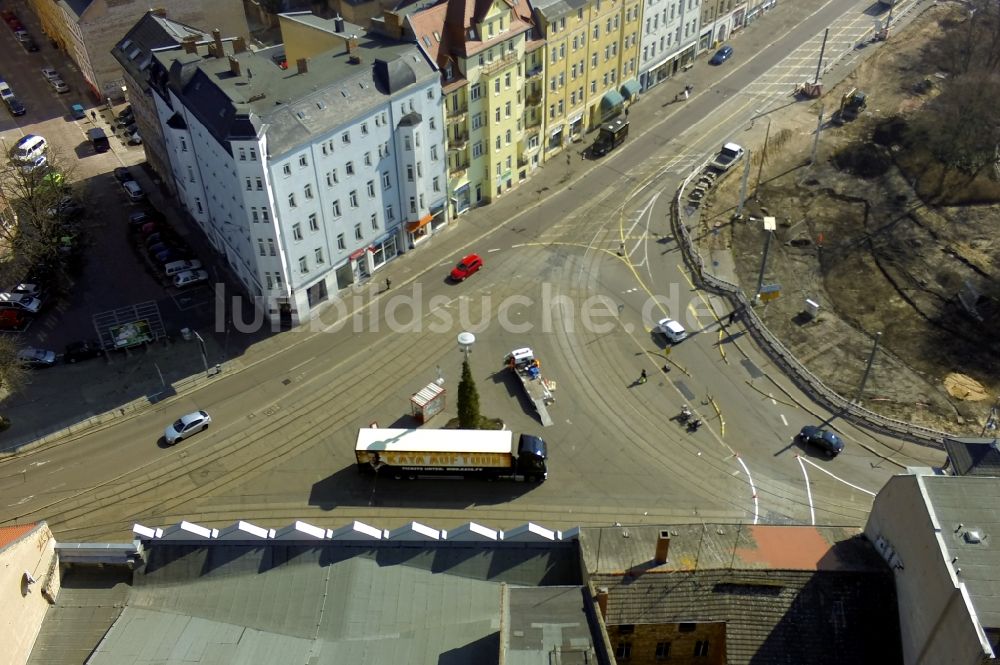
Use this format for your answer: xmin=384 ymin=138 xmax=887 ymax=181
xmin=0 ymin=0 xmax=998 ymax=662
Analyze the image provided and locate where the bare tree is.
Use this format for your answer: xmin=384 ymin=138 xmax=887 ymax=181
xmin=0 ymin=334 xmax=28 ymax=405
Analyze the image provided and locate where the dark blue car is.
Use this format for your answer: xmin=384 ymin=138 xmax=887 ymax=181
xmin=710 ymin=45 xmax=733 ymax=65
xmin=798 ymin=425 xmax=845 ymax=457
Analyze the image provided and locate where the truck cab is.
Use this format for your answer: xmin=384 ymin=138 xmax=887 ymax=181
xmin=591 ymin=118 xmax=629 ymax=157
xmin=516 ymin=434 xmax=548 ymax=481
xmin=710 ymin=142 xmax=745 ymax=171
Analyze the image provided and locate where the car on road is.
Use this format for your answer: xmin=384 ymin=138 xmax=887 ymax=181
xmin=173 ymin=269 xmax=209 ymax=288
xmin=122 ymin=180 xmax=145 ymax=202
xmin=114 ymin=167 xmax=133 ymax=184
xmin=5 ymin=96 xmax=25 ymax=116
xmin=17 ymin=346 xmax=57 ymax=368
xmin=450 ymin=254 xmax=484 ymax=281
xmin=709 ymin=45 xmax=733 ymax=65
xmin=797 ymin=425 xmax=845 ymax=457
xmin=70 ymin=103 xmax=86 ymax=120
xmin=64 ymin=339 xmax=103 ymax=363
xmin=654 ymin=317 xmax=688 ymax=343
xmin=0 ymin=292 xmax=41 ymax=314
xmin=164 ymin=410 xmax=211 ymax=445
xmin=710 ymin=142 xmax=745 ymax=171
xmin=41 ymin=68 xmax=59 ymax=81
xmin=48 ymin=78 xmax=69 ymax=94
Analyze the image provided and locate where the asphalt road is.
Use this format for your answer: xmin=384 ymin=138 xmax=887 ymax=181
xmin=0 ymin=0 xmax=945 ymax=541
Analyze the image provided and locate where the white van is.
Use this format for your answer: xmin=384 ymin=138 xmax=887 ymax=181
xmin=163 ymin=259 xmax=202 ymax=277
xmin=14 ymin=134 xmax=47 ymax=162
xmin=0 ymin=81 xmax=13 ymax=101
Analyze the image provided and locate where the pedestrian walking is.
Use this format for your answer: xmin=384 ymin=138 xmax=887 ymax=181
xmin=727 ymin=310 xmax=737 ymax=325
xmin=385 ymin=277 xmax=392 ymax=291
xmin=90 ymin=110 xmax=97 ymax=121
xmin=683 ymin=88 xmax=689 ymax=100
xmin=639 ymin=369 xmax=647 ymax=384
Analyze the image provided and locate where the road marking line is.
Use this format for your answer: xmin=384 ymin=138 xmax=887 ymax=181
xmin=7 ymin=495 xmax=33 ymax=507
xmin=796 ymin=456 xmax=817 ymax=525
xmin=800 ymin=457 xmax=876 ymax=496
xmin=780 ymin=414 xmax=788 ymax=427
xmin=487 ymin=248 xmax=501 ymax=253
xmin=734 ymin=454 xmax=760 ymax=525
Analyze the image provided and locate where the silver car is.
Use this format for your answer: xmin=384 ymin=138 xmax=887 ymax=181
xmin=17 ymin=346 xmax=56 ymax=367
xmin=164 ymin=410 xmax=212 ymax=445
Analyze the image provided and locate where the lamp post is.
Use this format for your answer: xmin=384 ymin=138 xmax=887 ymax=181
xmin=192 ymin=330 xmax=209 ymax=377
xmin=457 ymin=331 xmax=476 ymax=359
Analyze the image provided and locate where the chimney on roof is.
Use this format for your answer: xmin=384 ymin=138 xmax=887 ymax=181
xmin=182 ymin=36 xmax=197 ymax=54
xmin=347 ymin=35 xmax=359 ymax=54
xmin=595 ymin=587 xmax=609 ymax=619
xmin=212 ymin=28 xmax=223 ymax=57
xmin=233 ymin=36 xmax=247 ymax=54
xmin=296 ymin=58 xmax=308 ymax=74
xmin=151 ymin=7 xmax=166 ymax=18
xmin=654 ymin=530 xmax=671 ymax=565
xmin=334 ymin=15 xmax=345 ymax=33
xmin=228 ymin=55 xmax=241 ymax=77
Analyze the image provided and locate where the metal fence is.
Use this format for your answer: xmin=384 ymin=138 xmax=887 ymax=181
xmin=673 ymin=165 xmax=949 ymax=449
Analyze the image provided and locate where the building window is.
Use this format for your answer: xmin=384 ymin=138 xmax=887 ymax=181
xmin=694 ymin=640 xmax=709 ymax=657
xmin=505 ymin=71 xmax=511 ymax=88
xmin=494 ymin=79 xmax=500 ymax=94
xmin=180 ymin=137 xmax=187 ymax=152
xmin=407 ymin=165 xmax=414 ymax=182
xmin=361 ymin=122 xmax=369 ymax=135
xmin=256 ymin=177 xmax=263 ymax=190
xmin=386 ymin=204 xmax=394 ymax=220
xmin=239 ymin=148 xmax=246 ymax=161
xmin=371 ymin=213 xmax=379 ymax=230
xmin=308 ymin=213 xmax=319 ymax=231
xmin=288 ymin=193 xmax=297 ymax=208
xmin=262 ymin=209 xmax=270 ymax=223
xmin=429 ymin=117 xmax=436 ymax=130
xmin=342 ymin=131 xmax=350 ymax=144
xmin=430 ymin=145 xmax=438 ymax=160
xmin=346 ymin=161 xmax=355 ymax=175
xmin=299 ymin=155 xmax=308 ymax=167
xmin=505 ymin=129 xmax=511 ymax=144
xmin=299 ymin=256 xmax=308 ymax=273
xmin=655 ymin=642 xmax=671 ymax=660
xmin=245 ymin=177 xmax=252 ymax=191
xmin=354 ymin=223 xmax=363 ymax=240
xmin=349 ymin=191 xmax=359 ymax=207
xmin=268 ymin=239 xmax=276 ymax=256
xmin=495 ymin=137 xmax=501 ymax=150
xmin=326 ymin=172 xmax=334 ymax=187
xmin=292 ymin=223 xmax=303 ymax=241
xmin=615 ymin=643 xmax=632 ymax=661
xmin=382 ymin=172 xmax=391 ymax=189
xmin=404 ymin=135 xmax=412 ymax=151
xmin=409 ymin=196 xmax=417 ymax=213
xmin=367 ymin=180 xmax=376 ymax=197
xmin=304 ymin=183 xmax=313 ymax=199
xmin=283 ymin=164 xmax=291 ymax=176
xmin=265 ymin=272 xmax=274 ymax=289
xmin=471 ymin=83 xmax=481 ymax=100
xmin=257 ymin=239 xmax=266 ymax=256
xmin=250 ymin=148 xmax=257 ymax=161
xmin=364 ymin=152 xmax=372 ymax=166
xmin=472 ymin=142 xmax=483 ymax=158
xmin=251 ymin=208 xmax=260 ymax=223
xmin=337 ymin=233 xmax=346 ymax=250
xmin=315 ymin=248 xmax=325 ymax=264
xmin=332 ymin=200 xmax=342 ymax=217
xmin=432 ymin=176 xmax=440 ymax=192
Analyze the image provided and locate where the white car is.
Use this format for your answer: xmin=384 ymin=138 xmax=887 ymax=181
xmin=48 ymin=78 xmax=69 ymax=94
xmin=17 ymin=347 xmax=56 ymax=367
xmin=173 ymin=269 xmax=209 ymax=288
xmin=0 ymin=292 xmax=41 ymax=313
xmin=164 ymin=410 xmax=211 ymax=445
xmin=40 ymin=68 xmax=59 ymax=81
xmin=655 ymin=317 xmax=688 ymax=343
xmin=122 ymin=180 xmax=145 ymax=202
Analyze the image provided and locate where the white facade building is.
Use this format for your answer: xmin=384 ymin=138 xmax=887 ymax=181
xmin=147 ymin=18 xmax=446 ymax=325
xmin=638 ymin=0 xmax=701 ymax=91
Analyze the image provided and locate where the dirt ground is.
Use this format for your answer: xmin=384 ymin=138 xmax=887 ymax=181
xmin=697 ymin=3 xmax=1000 ymax=434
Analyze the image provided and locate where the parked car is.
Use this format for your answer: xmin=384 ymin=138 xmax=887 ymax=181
xmin=164 ymin=410 xmax=211 ymax=445
xmin=122 ymin=180 xmax=145 ymax=202
xmin=163 ymin=259 xmax=202 ymax=276
xmin=0 ymin=292 xmax=41 ymax=313
xmin=139 ymin=222 xmax=162 ymax=238
xmin=797 ymin=425 xmax=845 ymax=457
xmin=127 ymin=210 xmax=151 ymax=229
xmin=5 ymin=96 xmax=25 ymax=116
xmin=115 ymin=113 xmax=134 ymax=128
xmin=449 ymin=254 xmax=484 ymax=281
xmin=46 ymin=196 xmax=84 ymax=220
xmin=0 ymin=309 xmax=28 ymax=331
xmin=11 ymin=283 xmax=44 ymax=298
xmin=153 ymin=248 xmax=189 ymax=265
xmin=70 ymin=103 xmax=86 ymax=120
xmin=17 ymin=346 xmax=57 ymax=368
xmin=654 ymin=317 xmax=688 ymax=343
xmin=173 ymin=269 xmax=209 ymax=288
xmin=40 ymin=67 xmax=59 ymax=81
xmin=709 ymin=45 xmax=734 ymax=65
xmin=48 ymin=78 xmax=69 ymax=94
xmin=114 ymin=167 xmax=133 ymax=184
xmin=64 ymin=339 xmax=103 ymax=363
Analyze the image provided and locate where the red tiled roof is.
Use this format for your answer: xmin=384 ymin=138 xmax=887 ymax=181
xmin=0 ymin=523 xmax=37 ymax=549
xmin=407 ymin=2 xmax=448 ymax=67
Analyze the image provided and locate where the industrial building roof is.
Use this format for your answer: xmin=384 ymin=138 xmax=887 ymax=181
xmin=922 ymin=475 xmax=1000 ymax=631
xmin=944 ymin=437 xmax=1000 ymax=476
xmin=47 ymin=540 xmax=584 ymax=665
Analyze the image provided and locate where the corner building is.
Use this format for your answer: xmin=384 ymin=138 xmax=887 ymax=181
xmin=145 ymin=14 xmax=446 ymax=326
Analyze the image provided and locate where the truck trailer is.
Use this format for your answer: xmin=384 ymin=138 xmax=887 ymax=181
xmin=355 ymin=428 xmax=548 ymax=481
xmin=504 ymin=347 xmax=555 ymax=426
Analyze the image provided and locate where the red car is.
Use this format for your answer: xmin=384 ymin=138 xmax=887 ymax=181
xmin=450 ymin=254 xmax=483 ymax=281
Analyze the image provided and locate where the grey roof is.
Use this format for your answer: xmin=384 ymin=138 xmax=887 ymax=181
xmin=111 ymin=13 xmax=212 ymax=92
xmin=72 ymin=541 xmax=583 ymax=665
xmin=923 ymin=475 xmax=1000 ymax=629
xmin=58 ymin=0 xmax=92 ymax=20
xmin=505 ymin=587 xmax=606 ymax=664
xmin=531 ymin=0 xmax=589 ymax=22
xmin=149 ymin=32 xmax=437 ymax=157
xmin=944 ymin=437 xmax=1000 ymax=476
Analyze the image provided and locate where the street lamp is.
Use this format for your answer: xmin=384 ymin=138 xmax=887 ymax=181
xmin=192 ymin=330 xmax=209 ymax=377
xmin=457 ymin=331 xmax=476 ymax=359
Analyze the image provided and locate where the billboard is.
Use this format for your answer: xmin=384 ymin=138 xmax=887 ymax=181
xmin=110 ymin=319 xmax=154 ymax=348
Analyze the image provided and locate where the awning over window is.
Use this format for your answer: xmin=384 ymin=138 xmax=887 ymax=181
xmin=348 ymin=248 xmax=366 ymax=261
xmin=600 ymin=89 xmax=624 ymax=110
xmin=620 ymin=79 xmax=641 ymax=99
xmin=406 ymin=214 xmax=433 ymax=232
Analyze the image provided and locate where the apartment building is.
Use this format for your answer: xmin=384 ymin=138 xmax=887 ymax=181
xmin=698 ymin=0 xmax=747 ymax=49
xmin=144 ymin=15 xmax=446 ymax=325
xmin=408 ymin=0 xmax=537 ymax=216
xmin=29 ymin=0 xmax=247 ymax=101
xmin=637 ymin=0 xmax=700 ymax=90
xmin=533 ymin=0 xmax=642 ymax=160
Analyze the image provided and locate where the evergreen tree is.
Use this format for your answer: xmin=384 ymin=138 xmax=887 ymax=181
xmin=457 ymin=358 xmax=481 ymax=429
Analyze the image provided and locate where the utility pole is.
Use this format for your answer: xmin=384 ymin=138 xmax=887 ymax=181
xmin=754 ymin=217 xmax=776 ymax=300
xmin=855 ymin=332 xmax=882 ymax=403
xmin=810 ymin=106 xmax=824 ymax=166
xmin=735 ymin=147 xmax=752 ymax=217
xmin=754 ymin=118 xmax=772 ymax=200
xmin=814 ymin=28 xmax=829 ymax=84
xmin=192 ymin=330 xmax=209 ymax=376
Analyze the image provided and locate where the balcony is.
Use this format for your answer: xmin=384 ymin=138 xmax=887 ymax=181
xmin=525 ymin=92 xmax=542 ymax=106
xmin=480 ymin=51 xmax=518 ymax=78
xmin=446 ymin=107 xmax=468 ymax=123
xmin=448 ymin=133 xmax=469 ymax=150
xmin=525 ymin=65 xmax=543 ymax=79
xmin=449 ymin=164 xmax=469 ymax=179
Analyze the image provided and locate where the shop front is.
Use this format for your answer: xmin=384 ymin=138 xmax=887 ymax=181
xmin=406 ymin=214 xmax=433 ymax=247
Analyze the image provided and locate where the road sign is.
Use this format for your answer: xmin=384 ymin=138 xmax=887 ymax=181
xmin=759 ymin=283 xmax=781 ymax=302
